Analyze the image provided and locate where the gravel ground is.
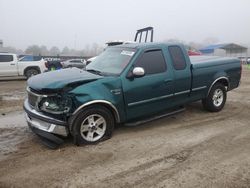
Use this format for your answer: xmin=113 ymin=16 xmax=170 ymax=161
xmin=0 ymin=66 xmax=250 ymax=188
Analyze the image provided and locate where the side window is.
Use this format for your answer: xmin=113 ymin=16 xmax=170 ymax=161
xmin=0 ymin=55 xmax=13 ymax=62
xmin=135 ymin=50 xmax=167 ymax=75
xmin=168 ymin=46 xmax=186 ymax=70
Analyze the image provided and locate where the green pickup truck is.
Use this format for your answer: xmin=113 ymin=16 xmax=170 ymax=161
xmin=24 ymin=42 xmax=241 ymax=148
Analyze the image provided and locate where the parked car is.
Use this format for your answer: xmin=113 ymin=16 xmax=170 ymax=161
xmin=61 ymin=59 xmax=86 ymax=69
xmin=185 ymin=45 xmax=202 ymax=56
xmin=0 ymin=53 xmax=47 ymax=78
xmin=24 ymin=42 xmax=241 ymax=148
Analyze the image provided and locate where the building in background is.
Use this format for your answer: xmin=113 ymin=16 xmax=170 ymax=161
xmin=199 ymin=43 xmax=248 ymax=57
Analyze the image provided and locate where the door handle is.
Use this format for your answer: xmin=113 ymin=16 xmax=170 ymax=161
xmin=10 ymin=63 xmax=15 ymax=65
xmin=164 ymin=79 xmax=173 ymax=84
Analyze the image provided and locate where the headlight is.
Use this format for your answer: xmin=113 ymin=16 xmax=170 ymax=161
xmin=39 ymin=96 xmax=72 ymax=114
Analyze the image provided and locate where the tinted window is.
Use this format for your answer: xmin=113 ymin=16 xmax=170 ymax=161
xmin=0 ymin=55 xmax=13 ymax=62
xmin=168 ymin=46 xmax=186 ymax=70
xmin=135 ymin=50 xmax=166 ymax=75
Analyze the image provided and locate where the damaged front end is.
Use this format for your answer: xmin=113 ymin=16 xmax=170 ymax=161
xmin=24 ymin=87 xmax=70 ymax=149
xmin=23 ymin=68 xmax=104 ymax=148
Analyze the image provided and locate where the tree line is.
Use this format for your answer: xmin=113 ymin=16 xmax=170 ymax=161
xmin=0 ymin=43 xmax=104 ymax=57
xmin=0 ymin=37 xmax=221 ymax=56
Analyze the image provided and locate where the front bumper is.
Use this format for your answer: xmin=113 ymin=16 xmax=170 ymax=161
xmin=23 ymin=99 xmax=69 ymax=137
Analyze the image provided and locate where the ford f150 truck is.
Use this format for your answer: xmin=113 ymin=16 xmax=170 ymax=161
xmin=23 ymin=42 xmax=241 ymax=148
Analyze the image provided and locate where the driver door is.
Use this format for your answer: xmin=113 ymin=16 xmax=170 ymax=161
xmin=122 ymin=49 xmax=174 ymax=121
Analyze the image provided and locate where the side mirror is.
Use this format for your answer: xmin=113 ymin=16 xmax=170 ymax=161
xmin=132 ymin=67 xmax=145 ymax=77
xmin=126 ymin=67 xmax=145 ymax=79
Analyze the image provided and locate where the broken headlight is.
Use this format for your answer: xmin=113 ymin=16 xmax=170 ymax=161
xmin=39 ymin=96 xmax=72 ymax=114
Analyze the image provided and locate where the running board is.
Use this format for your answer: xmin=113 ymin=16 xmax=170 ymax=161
xmin=124 ymin=107 xmax=185 ymax=127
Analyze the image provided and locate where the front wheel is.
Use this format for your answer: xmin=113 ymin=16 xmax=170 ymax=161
xmin=72 ymin=105 xmax=114 ymax=145
xmin=202 ymin=83 xmax=227 ymax=112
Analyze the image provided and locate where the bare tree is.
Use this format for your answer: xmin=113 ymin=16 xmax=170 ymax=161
xmin=25 ymin=45 xmax=41 ymax=56
xmin=49 ymin=46 xmax=60 ymax=56
xmin=61 ymin=46 xmax=70 ymax=55
xmin=40 ymin=45 xmax=49 ymax=56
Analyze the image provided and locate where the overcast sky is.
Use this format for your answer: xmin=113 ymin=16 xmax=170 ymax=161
xmin=0 ymin=0 xmax=250 ymax=50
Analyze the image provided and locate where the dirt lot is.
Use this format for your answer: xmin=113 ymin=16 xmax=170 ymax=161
xmin=0 ymin=66 xmax=250 ymax=188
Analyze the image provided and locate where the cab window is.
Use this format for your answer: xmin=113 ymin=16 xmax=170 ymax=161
xmin=0 ymin=55 xmax=13 ymax=62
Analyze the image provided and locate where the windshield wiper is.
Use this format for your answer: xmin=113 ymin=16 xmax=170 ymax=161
xmin=86 ymin=69 xmax=103 ymax=76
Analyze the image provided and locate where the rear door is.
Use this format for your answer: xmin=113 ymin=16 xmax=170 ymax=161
xmin=0 ymin=54 xmax=18 ymax=76
xmin=122 ymin=48 xmax=174 ymax=120
xmin=168 ymin=45 xmax=191 ymax=104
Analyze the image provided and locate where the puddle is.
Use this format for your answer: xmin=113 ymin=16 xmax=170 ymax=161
xmin=0 ymin=111 xmax=30 ymax=161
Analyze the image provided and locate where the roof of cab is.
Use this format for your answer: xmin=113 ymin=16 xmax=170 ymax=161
xmin=110 ymin=42 xmax=182 ymax=49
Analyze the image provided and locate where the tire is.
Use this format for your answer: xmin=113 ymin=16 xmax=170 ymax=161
xmin=25 ymin=68 xmax=39 ymax=79
xmin=71 ymin=105 xmax=114 ymax=145
xmin=202 ymin=83 xmax=227 ymax=112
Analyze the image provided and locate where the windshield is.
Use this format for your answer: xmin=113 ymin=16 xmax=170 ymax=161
xmin=86 ymin=48 xmax=136 ymax=75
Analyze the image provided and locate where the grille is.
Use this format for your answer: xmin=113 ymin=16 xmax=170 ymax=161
xmin=27 ymin=90 xmax=40 ymax=107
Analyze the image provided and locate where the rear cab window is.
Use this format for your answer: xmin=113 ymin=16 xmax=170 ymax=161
xmin=168 ymin=46 xmax=187 ymax=70
xmin=134 ymin=49 xmax=167 ymax=75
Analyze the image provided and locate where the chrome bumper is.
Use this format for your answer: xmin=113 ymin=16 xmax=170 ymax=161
xmin=24 ymin=99 xmax=68 ymax=137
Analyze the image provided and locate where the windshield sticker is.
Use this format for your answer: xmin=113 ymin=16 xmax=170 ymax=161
xmin=121 ymin=51 xmax=135 ymax=56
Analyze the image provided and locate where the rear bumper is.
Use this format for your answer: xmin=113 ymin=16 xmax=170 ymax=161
xmin=23 ymin=99 xmax=69 ymax=137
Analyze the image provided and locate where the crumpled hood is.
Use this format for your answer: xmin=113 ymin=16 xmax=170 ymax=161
xmin=28 ymin=68 xmax=102 ymax=92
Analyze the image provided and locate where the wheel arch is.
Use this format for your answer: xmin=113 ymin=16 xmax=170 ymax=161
xmin=71 ymin=100 xmax=120 ymax=124
xmin=23 ymin=66 xmax=41 ymax=76
xmin=207 ymin=77 xmax=229 ymax=96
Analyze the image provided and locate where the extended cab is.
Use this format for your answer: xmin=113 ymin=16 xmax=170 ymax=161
xmin=0 ymin=53 xmax=47 ymax=79
xmin=23 ymin=43 xmax=241 ymax=148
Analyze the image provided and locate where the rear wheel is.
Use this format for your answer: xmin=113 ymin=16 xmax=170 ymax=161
xmin=72 ymin=105 xmax=114 ymax=145
xmin=25 ymin=68 xmax=39 ymax=79
xmin=202 ymin=83 xmax=227 ymax=112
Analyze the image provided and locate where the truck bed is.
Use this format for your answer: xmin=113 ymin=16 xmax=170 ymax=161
xmin=190 ymin=56 xmax=239 ymax=69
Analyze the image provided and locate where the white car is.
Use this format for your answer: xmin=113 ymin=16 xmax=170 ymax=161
xmin=61 ymin=59 xmax=86 ymax=69
xmin=0 ymin=53 xmax=47 ymax=79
